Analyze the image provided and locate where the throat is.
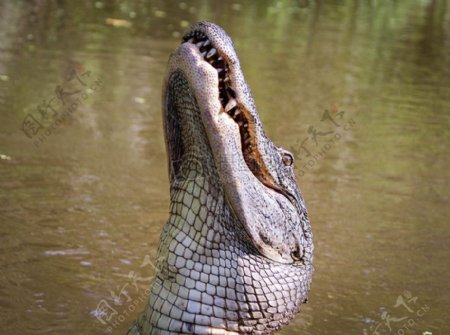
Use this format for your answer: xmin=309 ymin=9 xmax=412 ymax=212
xmin=168 ymin=169 xmax=227 ymax=247
xmin=164 ymin=70 xmax=217 ymax=184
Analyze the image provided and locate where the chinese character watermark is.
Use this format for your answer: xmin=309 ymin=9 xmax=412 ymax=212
xmin=92 ymin=254 xmax=159 ymax=332
xmin=21 ymin=66 xmax=103 ymax=148
xmin=289 ymin=107 xmax=356 ymax=176
xmin=362 ymin=291 xmax=432 ymax=335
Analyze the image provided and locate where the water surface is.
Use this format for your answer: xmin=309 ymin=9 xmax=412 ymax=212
xmin=0 ymin=1 xmax=449 ymax=334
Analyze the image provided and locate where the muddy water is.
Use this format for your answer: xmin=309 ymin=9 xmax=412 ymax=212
xmin=0 ymin=1 xmax=449 ymax=334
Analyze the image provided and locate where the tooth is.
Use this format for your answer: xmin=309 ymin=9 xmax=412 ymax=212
xmin=201 ymin=51 xmax=207 ymax=58
xmin=206 ymin=48 xmax=217 ymax=58
xmin=224 ymin=77 xmax=230 ymax=83
xmin=217 ymin=56 xmax=223 ymax=61
xmin=243 ymin=123 xmax=248 ymax=128
xmin=234 ymin=109 xmax=241 ymax=116
xmin=225 ymin=98 xmax=237 ymax=112
xmin=203 ymin=39 xmax=211 ymax=47
xmin=188 ymin=37 xmax=195 ymax=43
xmin=196 ymin=41 xmax=204 ymax=48
xmin=216 ymin=68 xmax=224 ymax=74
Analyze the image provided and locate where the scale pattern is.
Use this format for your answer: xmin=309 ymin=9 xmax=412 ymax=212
xmin=128 ymin=73 xmax=313 ymax=335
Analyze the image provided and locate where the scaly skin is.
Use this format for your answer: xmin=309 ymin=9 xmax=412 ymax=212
xmin=128 ymin=22 xmax=313 ymax=335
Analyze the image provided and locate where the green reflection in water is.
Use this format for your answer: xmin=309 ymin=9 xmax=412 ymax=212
xmin=0 ymin=1 xmax=448 ymax=334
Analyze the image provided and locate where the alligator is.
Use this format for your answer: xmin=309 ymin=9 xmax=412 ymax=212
xmin=128 ymin=22 xmax=313 ymax=335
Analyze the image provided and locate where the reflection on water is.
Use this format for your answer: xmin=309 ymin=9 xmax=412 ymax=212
xmin=0 ymin=1 xmax=449 ymax=334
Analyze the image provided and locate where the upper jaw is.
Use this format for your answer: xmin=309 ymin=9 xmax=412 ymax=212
xmin=181 ymin=23 xmax=293 ymax=200
xmin=165 ymin=23 xmax=307 ymax=264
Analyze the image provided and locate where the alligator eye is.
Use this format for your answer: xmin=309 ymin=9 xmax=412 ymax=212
xmin=282 ymin=152 xmax=294 ymax=167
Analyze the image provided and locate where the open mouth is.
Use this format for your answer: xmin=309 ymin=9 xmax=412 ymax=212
xmin=183 ymin=31 xmax=276 ymax=190
xmin=180 ymin=28 xmax=306 ymax=264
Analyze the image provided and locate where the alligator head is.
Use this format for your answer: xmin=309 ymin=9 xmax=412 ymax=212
xmin=129 ymin=22 xmax=313 ymax=335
